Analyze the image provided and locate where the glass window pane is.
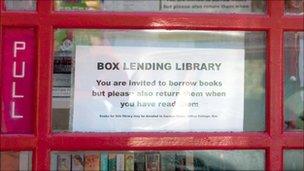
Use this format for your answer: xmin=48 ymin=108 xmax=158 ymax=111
xmin=285 ymin=0 xmax=304 ymax=15
xmin=54 ymin=0 xmax=266 ymax=14
xmin=0 ymin=151 xmax=32 ymax=171
xmin=55 ymin=0 xmax=101 ymax=11
xmin=284 ymin=32 xmax=304 ymax=131
xmin=284 ymin=150 xmax=304 ymax=171
xmin=4 ymin=0 xmax=36 ymax=11
xmin=52 ymin=29 xmax=266 ymax=132
xmin=51 ymin=150 xmax=265 ymax=171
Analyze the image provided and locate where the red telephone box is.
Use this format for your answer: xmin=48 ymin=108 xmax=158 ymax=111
xmin=1 ymin=0 xmax=303 ymax=171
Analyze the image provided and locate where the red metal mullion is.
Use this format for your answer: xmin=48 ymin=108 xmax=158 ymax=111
xmin=0 ymin=135 xmax=36 ymax=150
xmin=49 ymin=133 xmax=270 ymax=151
xmin=49 ymin=13 xmax=271 ymax=30
xmin=282 ymin=133 xmax=304 ymax=148
xmin=1 ymin=12 xmax=273 ymax=30
xmin=0 ymin=0 xmax=3 ymax=12
xmin=34 ymin=24 xmax=52 ymax=171
xmin=282 ymin=17 xmax=304 ymax=30
xmin=35 ymin=22 xmax=53 ymax=139
xmin=267 ymin=27 xmax=284 ymax=170
xmin=0 ymin=13 xmax=39 ymax=26
xmin=33 ymin=0 xmax=53 ymax=171
xmin=0 ymin=1 xmax=3 ymax=153
xmin=37 ymin=0 xmax=52 ymax=15
xmin=267 ymin=0 xmax=285 ymax=170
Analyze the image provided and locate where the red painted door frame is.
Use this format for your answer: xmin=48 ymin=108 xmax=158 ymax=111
xmin=0 ymin=0 xmax=303 ymax=170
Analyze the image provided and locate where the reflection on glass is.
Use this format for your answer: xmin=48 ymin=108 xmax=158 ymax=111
xmin=0 ymin=151 xmax=32 ymax=171
xmin=284 ymin=32 xmax=304 ymax=131
xmin=54 ymin=0 xmax=265 ymax=14
xmin=51 ymin=150 xmax=265 ymax=171
xmin=4 ymin=0 xmax=36 ymax=11
xmin=284 ymin=150 xmax=304 ymax=171
xmin=55 ymin=0 xmax=101 ymax=11
xmin=52 ymin=29 xmax=265 ymax=132
xmin=285 ymin=0 xmax=304 ymax=15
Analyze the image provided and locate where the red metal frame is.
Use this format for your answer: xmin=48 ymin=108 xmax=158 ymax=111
xmin=1 ymin=0 xmax=303 ymax=170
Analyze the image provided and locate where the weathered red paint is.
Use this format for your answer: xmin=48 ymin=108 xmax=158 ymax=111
xmin=0 ymin=0 xmax=303 ymax=171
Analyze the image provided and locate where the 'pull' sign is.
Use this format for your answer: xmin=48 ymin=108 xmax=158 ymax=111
xmin=1 ymin=28 xmax=36 ymax=133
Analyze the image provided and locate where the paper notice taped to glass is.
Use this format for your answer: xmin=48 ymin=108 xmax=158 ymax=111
xmin=72 ymin=46 xmax=244 ymax=132
xmin=161 ymin=0 xmax=252 ymax=13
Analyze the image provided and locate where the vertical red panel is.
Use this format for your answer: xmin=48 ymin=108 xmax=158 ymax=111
xmin=34 ymin=0 xmax=53 ymax=170
xmin=1 ymin=28 xmax=36 ymax=133
xmin=0 ymin=0 xmax=3 ymax=135
xmin=0 ymin=0 xmax=3 ymax=12
xmin=267 ymin=0 xmax=285 ymax=170
xmin=34 ymin=24 xmax=52 ymax=171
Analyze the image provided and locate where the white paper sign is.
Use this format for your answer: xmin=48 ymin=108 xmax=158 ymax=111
xmin=72 ymin=46 xmax=244 ymax=132
xmin=161 ymin=0 xmax=252 ymax=13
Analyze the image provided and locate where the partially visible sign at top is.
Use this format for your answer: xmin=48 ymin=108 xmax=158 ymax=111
xmin=1 ymin=28 xmax=36 ymax=133
xmin=161 ymin=0 xmax=252 ymax=13
xmin=56 ymin=0 xmax=258 ymax=13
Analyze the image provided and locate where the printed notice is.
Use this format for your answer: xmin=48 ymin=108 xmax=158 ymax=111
xmin=161 ymin=0 xmax=252 ymax=13
xmin=72 ymin=46 xmax=244 ymax=132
